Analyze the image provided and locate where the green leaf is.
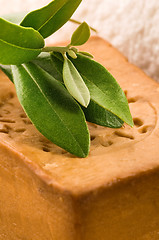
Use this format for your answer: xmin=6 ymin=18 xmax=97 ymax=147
xmin=32 ymin=52 xmax=63 ymax=82
xmin=0 ymin=64 xmax=13 ymax=82
xmin=78 ymin=51 xmax=94 ymax=59
xmin=67 ymin=49 xmax=77 ymax=59
xmin=21 ymin=0 xmax=82 ymax=39
xmin=82 ymin=100 xmax=124 ymax=128
xmin=11 ymin=62 xmax=90 ymax=157
xmin=51 ymin=52 xmax=64 ymax=78
xmin=0 ymin=18 xmax=44 ymax=65
xmin=50 ymin=52 xmax=125 ymax=128
xmin=71 ymin=54 xmax=134 ymax=127
xmin=63 ymin=56 xmax=90 ymax=107
xmin=71 ymin=22 xmax=90 ymax=46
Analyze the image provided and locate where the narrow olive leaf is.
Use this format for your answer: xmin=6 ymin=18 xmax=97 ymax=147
xmin=11 ymin=62 xmax=90 ymax=158
xmin=0 ymin=18 xmax=44 ymax=65
xmin=82 ymin=100 xmax=124 ymax=128
xmin=67 ymin=49 xmax=77 ymax=59
xmin=0 ymin=64 xmax=13 ymax=82
xmin=51 ymin=52 xmax=124 ymax=128
xmin=63 ymin=56 xmax=90 ymax=107
xmin=21 ymin=0 xmax=82 ymax=39
xmin=71 ymin=54 xmax=134 ymax=127
xmin=71 ymin=22 xmax=90 ymax=46
xmin=51 ymin=51 xmax=64 ymax=64
xmin=32 ymin=52 xmax=63 ymax=82
xmin=78 ymin=51 xmax=94 ymax=59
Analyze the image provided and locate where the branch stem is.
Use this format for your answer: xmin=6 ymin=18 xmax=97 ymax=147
xmin=42 ymin=46 xmax=69 ymax=53
xmin=69 ymin=18 xmax=97 ymax=33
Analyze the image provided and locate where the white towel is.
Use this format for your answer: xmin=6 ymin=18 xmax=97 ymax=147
xmin=0 ymin=0 xmax=159 ymax=81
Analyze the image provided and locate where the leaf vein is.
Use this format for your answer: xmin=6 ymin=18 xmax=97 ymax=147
xmin=0 ymin=38 xmax=41 ymax=51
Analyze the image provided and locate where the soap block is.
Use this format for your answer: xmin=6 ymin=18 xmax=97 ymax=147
xmin=1 ymin=37 xmax=159 ymax=240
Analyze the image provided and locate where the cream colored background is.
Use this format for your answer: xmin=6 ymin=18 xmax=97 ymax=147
xmin=0 ymin=0 xmax=159 ymax=81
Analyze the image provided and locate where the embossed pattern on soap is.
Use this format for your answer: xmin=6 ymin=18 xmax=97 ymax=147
xmin=0 ymin=78 xmax=156 ymax=158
